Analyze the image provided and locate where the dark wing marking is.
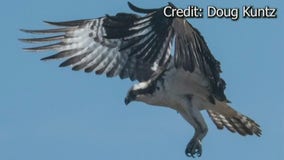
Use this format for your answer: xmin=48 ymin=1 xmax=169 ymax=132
xmin=20 ymin=8 xmax=172 ymax=82
xmin=21 ymin=18 xmax=129 ymax=79
xmin=21 ymin=2 xmax=228 ymax=101
xmin=125 ymin=2 xmax=228 ymax=101
xmin=172 ymin=18 xmax=228 ymax=101
xmin=21 ymin=3 xmax=173 ymax=81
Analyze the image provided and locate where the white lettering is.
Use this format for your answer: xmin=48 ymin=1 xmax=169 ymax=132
xmin=163 ymin=6 xmax=172 ymax=18
xmin=207 ymin=6 xmax=239 ymax=21
xmin=243 ymin=6 xmax=278 ymax=18
xmin=162 ymin=5 xmax=203 ymax=18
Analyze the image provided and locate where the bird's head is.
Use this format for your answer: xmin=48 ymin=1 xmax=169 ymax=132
xmin=125 ymin=82 xmax=151 ymax=105
xmin=124 ymin=88 xmax=137 ymax=105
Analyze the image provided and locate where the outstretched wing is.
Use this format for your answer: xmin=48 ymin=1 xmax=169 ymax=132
xmin=20 ymin=8 xmax=172 ymax=82
xmin=21 ymin=2 xmax=227 ymax=101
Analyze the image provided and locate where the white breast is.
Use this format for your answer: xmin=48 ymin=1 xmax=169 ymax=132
xmin=136 ymin=60 xmax=212 ymax=111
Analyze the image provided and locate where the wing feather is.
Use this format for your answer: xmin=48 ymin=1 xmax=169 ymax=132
xmin=20 ymin=28 xmax=71 ymax=34
xmin=21 ymin=2 xmax=227 ymax=100
xmin=172 ymin=17 xmax=228 ymax=101
xmin=21 ymin=3 xmax=175 ymax=82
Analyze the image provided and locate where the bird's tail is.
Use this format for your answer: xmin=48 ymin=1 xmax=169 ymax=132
xmin=207 ymin=102 xmax=262 ymax=136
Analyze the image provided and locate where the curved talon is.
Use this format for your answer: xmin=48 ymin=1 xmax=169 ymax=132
xmin=185 ymin=138 xmax=202 ymax=157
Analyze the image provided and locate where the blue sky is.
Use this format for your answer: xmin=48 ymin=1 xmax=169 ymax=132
xmin=1 ymin=0 xmax=283 ymax=160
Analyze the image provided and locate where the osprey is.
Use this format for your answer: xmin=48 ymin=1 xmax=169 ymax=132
xmin=20 ymin=2 xmax=261 ymax=157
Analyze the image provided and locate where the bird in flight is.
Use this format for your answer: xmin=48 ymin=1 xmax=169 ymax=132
xmin=20 ymin=2 xmax=262 ymax=158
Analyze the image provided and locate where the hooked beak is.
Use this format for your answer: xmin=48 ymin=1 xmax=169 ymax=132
xmin=125 ymin=90 xmax=136 ymax=105
xmin=124 ymin=97 xmax=132 ymax=105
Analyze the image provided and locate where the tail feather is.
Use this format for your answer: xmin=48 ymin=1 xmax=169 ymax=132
xmin=207 ymin=110 xmax=262 ymax=136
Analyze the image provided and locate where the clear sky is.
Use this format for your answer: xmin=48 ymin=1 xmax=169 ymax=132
xmin=1 ymin=0 xmax=283 ymax=160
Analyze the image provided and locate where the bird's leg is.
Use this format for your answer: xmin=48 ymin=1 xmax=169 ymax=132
xmin=179 ymin=98 xmax=208 ymax=157
xmin=184 ymin=131 xmax=206 ymax=158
